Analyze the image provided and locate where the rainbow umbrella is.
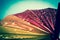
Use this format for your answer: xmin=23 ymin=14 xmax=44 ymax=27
xmin=0 ymin=8 xmax=56 ymax=40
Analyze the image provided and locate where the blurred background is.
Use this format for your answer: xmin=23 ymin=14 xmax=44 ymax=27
xmin=0 ymin=0 xmax=60 ymax=20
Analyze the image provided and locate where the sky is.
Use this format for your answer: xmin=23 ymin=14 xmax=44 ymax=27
xmin=0 ymin=0 xmax=60 ymax=20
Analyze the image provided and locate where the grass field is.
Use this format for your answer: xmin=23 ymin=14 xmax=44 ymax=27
xmin=0 ymin=26 xmax=51 ymax=40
